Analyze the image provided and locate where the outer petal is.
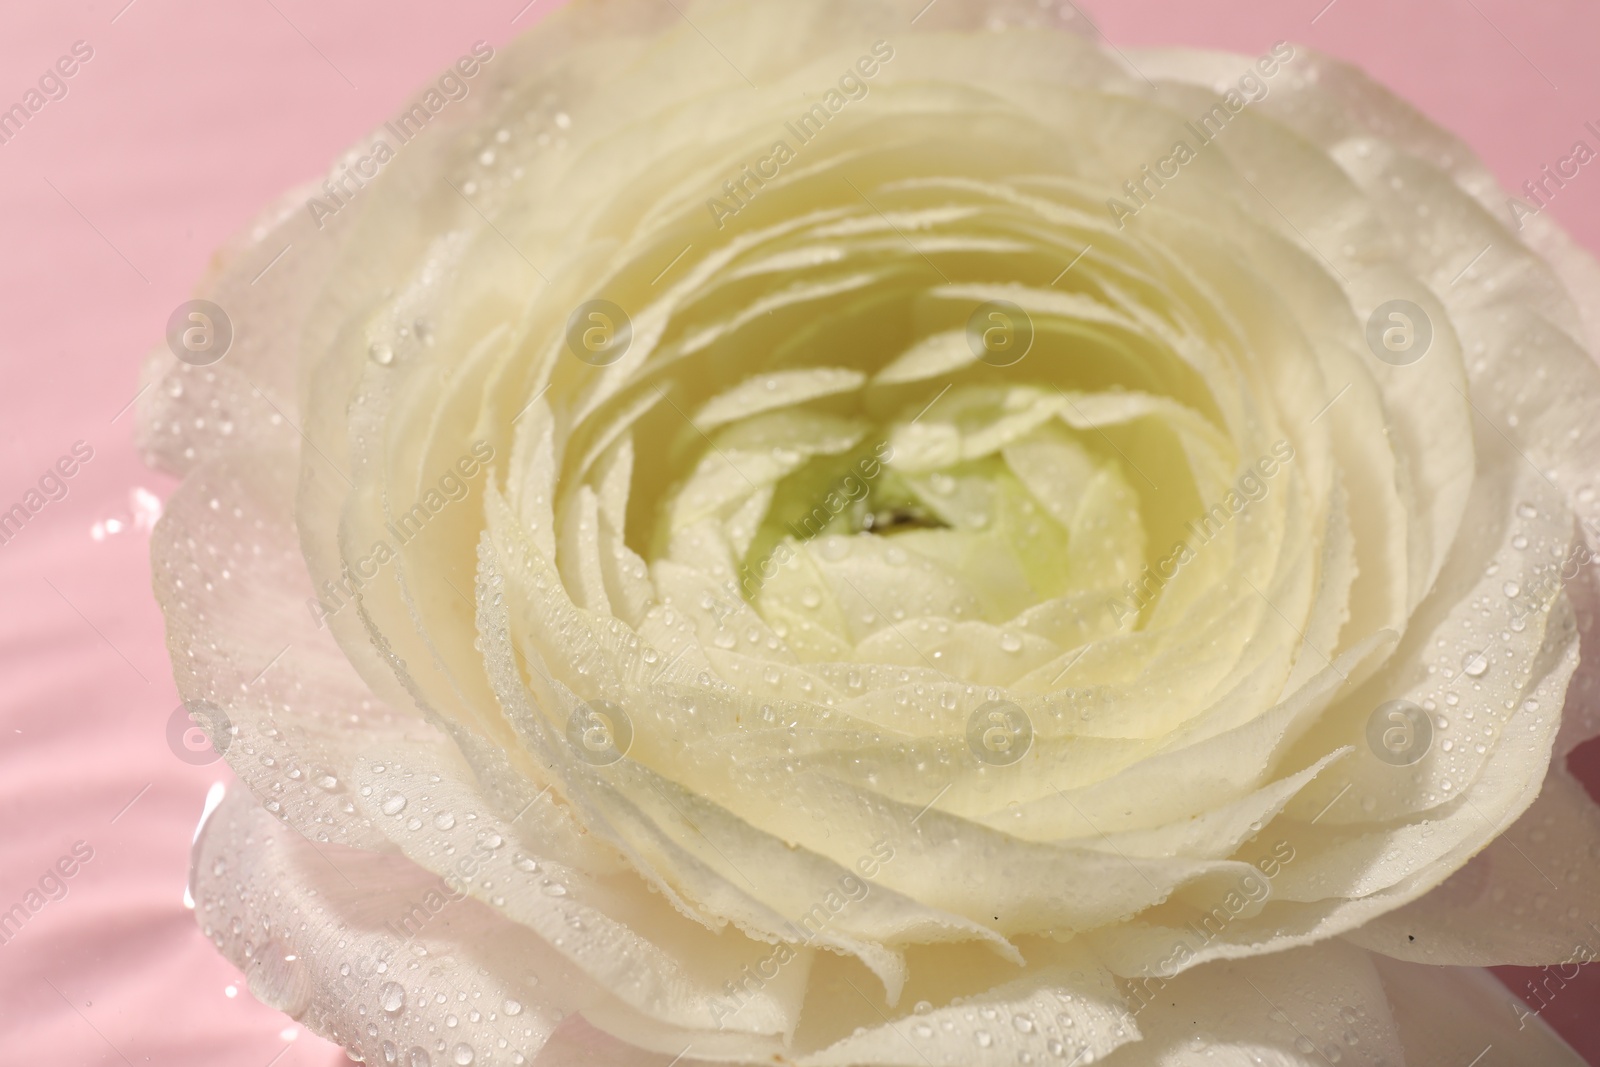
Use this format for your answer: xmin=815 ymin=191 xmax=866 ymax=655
xmin=1371 ymin=956 xmax=1586 ymax=1067
xmin=1104 ymin=940 xmax=1406 ymax=1067
xmin=191 ymin=784 xmax=590 ymax=1067
xmin=1344 ymin=767 xmax=1600 ymax=967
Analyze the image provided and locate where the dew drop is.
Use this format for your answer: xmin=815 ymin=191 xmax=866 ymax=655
xmin=382 ymin=792 xmax=408 ymax=815
xmin=380 ymin=981 xmax=406 ymax=1013
xmin=246 ymin=942 xmax=311 ymax=1018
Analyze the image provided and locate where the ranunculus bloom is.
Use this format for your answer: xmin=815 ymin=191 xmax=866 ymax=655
xmin=142 ymin=1 xmax=1600 ymax=1064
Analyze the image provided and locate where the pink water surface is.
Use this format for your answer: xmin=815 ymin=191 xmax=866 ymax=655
xmin=1 ymin=1 xmax=1597 ymax=1064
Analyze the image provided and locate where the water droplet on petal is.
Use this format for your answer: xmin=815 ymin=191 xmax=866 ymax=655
xmin=379 ymin=981 xmax=406 ymax=1013
xmin=246 ymin=941 xmax=311 ymax=1018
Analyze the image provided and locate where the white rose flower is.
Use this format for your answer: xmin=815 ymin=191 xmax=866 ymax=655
xmin=143 ymin=1 xmax=1600 ymax=1064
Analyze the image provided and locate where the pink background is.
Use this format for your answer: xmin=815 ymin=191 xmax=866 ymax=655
xmin=1 ymin=0 xmax=1597 ymax=1063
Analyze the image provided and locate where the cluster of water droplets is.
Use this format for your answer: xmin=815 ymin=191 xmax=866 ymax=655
xmin=193 ymin=787 xmax=550 ymax=1066
xmin=1347 ymin=497 xmax=1578 ymax=816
